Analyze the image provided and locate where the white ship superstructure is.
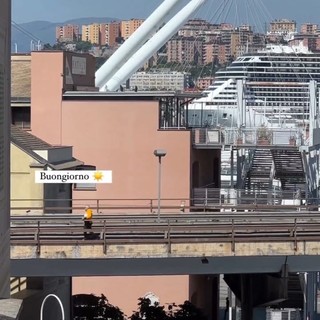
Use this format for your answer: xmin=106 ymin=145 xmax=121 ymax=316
xmin=189 ymin=44 xmax=320 ymax=128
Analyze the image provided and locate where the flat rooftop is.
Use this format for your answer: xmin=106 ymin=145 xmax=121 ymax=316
xmin=62 ymin=90 xmax=203 ymax=100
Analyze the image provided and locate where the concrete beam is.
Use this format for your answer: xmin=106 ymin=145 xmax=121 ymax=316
xmin=11 ymin=240 xmax=320 ymax=260
xmin=11 ymin=255 xmax=320 ymax=277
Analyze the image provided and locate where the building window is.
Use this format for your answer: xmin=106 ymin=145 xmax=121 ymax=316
xmin=74 ymin=165 xmax=96 ymax=190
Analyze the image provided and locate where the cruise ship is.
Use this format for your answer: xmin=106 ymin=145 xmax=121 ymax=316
xmin=188 ymin=43 xmax=320 ymax=129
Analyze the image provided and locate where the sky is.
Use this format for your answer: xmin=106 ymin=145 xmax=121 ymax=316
xmin=12 ymin=0 xmax=320 ymax=27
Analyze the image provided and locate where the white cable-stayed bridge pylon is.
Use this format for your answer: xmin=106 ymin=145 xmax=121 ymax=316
xmin=96 ymin=0 xmax=207 ymax=92
xmin=95 ymin=0 xmax=183 ymax=90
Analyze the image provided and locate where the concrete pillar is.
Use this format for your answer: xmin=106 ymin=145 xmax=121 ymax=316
xmin=240 ymin=274 xmax=253 ymax=320
xmin=305 ymin=272 xmax=318 ymax=320
xmin=0 ymin=0 xmax=11 ymax=299
xmin=189 ymin=275 xmax=219 ymax=320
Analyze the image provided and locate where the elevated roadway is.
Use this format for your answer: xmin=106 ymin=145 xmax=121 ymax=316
xmin=10 ymin=209 xmax=320 ymax=276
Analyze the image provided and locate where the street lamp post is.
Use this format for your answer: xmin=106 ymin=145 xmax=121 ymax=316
xmin=40 ymin=293 xmax=65 ymax=320
xmin=154 ymin=149 xmax=166 ymax=222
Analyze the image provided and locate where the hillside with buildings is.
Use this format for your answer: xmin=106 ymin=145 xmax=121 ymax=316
xmin=13 ymin=17 xmax=320 ymax=91
xmin=11 ymin=17 xmax=118 ymax=53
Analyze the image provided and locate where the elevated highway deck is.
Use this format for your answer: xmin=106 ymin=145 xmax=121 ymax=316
xmin=10 ymin=209 xmax=320 ymax=276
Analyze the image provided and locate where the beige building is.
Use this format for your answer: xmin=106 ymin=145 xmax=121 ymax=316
xmin=300 ymin=23 xmax=318 ymax=34
xmin=178 ymin=19 xmax=212 ymax=37
xmin=269 ymin=19 xmax=296 ymax=35
xmin=121 ymin=19 xmax=144 ymax=40
xmin=130 ymin=70 xmax=191 ymax=91
xmin=11 ymin=54 xmax=31 ymax=129
xmin=82 ymin=22 xmax=121 ymax=46
xmin=82 ymin=23 xmax=100 ymax=44
xmin=11 ymin=125 xmax=83 ymax=214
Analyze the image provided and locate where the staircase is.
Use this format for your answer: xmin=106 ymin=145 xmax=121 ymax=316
xmin=237 ymin=149 xmax=274 ymax=205
xmin=274 ymin=273 xmax=304 ymax=309
xmin=271 ymin=150 xmax=306 ymax=197
xmin=244 ymin=149 xmax=273 ymax=191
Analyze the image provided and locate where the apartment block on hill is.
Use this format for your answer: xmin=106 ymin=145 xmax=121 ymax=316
xmin=56 ymin=24 xmax=80 ymax=42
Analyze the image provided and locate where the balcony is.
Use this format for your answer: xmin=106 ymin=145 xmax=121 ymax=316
xmin=192 ymin=127 xmax=308 ymax=149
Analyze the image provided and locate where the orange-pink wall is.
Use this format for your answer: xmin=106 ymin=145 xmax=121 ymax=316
xmin=31 ymin=51 xmax=64 ymax=144
xmin=73 ymin=275 xmax=189 ymax=317
xmin=61 ymin=100 xmax=191 ymax=205
xmin=30 ymin=52 xmax=193 ymax=311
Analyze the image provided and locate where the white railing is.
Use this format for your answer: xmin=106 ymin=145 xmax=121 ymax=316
xmin=192 ymin=127 xmax=307 ymax=147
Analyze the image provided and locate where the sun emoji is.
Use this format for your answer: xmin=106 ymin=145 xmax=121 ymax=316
xmin=93 ymin=171 xmax=104 ymax=181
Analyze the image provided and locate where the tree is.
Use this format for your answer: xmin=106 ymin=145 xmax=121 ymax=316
xmin=43 ymin=43 xmax=53 ymax=50
xmin=75 ymin=41 xmax=93 ymax=52
xmin=173 ymin=301 xmax=207 ymax=320
xmin=73 ymin=293 xmax=125 ymax=320
xmin=130 ymin=297 xmax=168 ymax=320
xmin=96 ymin=56 xmax=107 ymax=70
xmin=130 ymin=298 xmax=207 ymax=320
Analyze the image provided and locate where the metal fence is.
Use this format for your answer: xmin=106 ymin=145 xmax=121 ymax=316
xmin=192 ymin=127 xmax=307 ymax=147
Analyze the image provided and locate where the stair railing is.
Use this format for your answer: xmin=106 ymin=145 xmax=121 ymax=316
xmin=238 ymin=149 xmax=255 ymax=189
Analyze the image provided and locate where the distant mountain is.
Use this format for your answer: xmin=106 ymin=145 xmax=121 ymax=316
xmin=11 ymin=17 xmax=118 ymax=53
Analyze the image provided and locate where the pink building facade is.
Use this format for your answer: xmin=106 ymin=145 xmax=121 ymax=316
xmin=30 ymin=51 xmax=221 ymax=317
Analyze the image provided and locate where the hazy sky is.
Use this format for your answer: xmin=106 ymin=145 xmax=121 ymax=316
xmin=12 ymin=0 xmax=320 ymax=27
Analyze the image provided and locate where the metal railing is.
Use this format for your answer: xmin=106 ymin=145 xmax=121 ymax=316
xmin=10 ymin=198 xmax=190 ymax=215
xmin=10 ymin=212 xmax=320 ymax=255
xmin=10 ymin=191 xmax=318 ymax=215
xmin=192 ymin=127 xmax=307 ymax=147
xmin=192 ymin=188 xmax=314 ymax=207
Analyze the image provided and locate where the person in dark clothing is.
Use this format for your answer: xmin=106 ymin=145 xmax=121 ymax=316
xmin=83 ymin=206 xmax=93 ymax=239
xmin=224 ymin=297 xmax=230 ymax=320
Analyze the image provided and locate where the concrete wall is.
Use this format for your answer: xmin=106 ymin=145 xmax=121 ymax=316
xmin=0 ymin=0 xmax=11 ymax=298
xmin=12 ymin=277 xmax=71 ymax=320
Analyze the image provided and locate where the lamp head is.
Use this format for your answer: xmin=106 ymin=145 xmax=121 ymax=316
xmin=153 ymin=149 xmax=167 ymax=157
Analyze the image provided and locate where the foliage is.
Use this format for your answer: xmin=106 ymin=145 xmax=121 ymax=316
xmin=129 ymin=298 xmax=208 ymax=320
xmin=73 ymin=295 xmax=207 ymax=320
xmin=75 ymin=41 xmax=93 ymax=52
xmin=130 ymin=297 xmax=169 ymax=320
xmin=257 ymin=124 xmax=272 ymax=142
xmin=96 ymin=56 xmax=107 ymax=70
xmin=172 ymin=301 xmax=207 ymax=320
xmin=73 ymin=294 xmax=125 ymax=320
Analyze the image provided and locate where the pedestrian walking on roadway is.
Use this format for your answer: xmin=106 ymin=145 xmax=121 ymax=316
xmin=224 ymin=297 xmax=229 ymax=320
xmin=83 ymin=205 xmax=93 ymax=239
